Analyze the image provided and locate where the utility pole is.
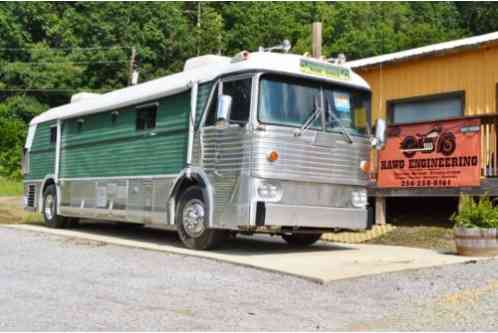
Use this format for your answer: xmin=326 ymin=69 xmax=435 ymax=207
xmin=312 ymin=22 xmax=322 ymax=59
xmin=197 ymin=2 xmax=201 ymax=56
xmin=128 ymin=46 xmax=137 ymax=86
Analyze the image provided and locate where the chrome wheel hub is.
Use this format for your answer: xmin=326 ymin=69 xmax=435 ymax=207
xmin=182 ymin=199 xmax=206 ymax=238
xmin=45 ymin=194 xmax=55 ymax=220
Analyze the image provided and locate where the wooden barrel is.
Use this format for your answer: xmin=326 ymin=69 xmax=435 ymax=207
xmin=454 ymin=227 xmax=498 ymax=256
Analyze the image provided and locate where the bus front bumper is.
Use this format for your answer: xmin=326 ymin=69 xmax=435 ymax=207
xmin=264 ymin=203 xmax=368 ymax=230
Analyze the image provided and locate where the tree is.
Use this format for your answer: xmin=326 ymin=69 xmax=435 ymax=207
xmin=0 ymin=96 xmax=45 ymax=179
xmin=2 ymin=2 xmax=498 ymax=178
xmin=456 ymin=2 xmax=498 ymax=35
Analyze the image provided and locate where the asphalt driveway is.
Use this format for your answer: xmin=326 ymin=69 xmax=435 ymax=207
xmin=1 ymin=226 xmax=498 ymax=331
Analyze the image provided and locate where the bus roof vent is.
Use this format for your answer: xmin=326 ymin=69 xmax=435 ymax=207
xmin=184 ymin=54 xmax=231 ymax=72
xmin=71 ymin=92 xmax=102 ymax=104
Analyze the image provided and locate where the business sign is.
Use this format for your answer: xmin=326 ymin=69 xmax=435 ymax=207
xmin=300 ymin=59 xmax=351 ymax=81
xmin=377 ymin=118 xmax=481 ymax=188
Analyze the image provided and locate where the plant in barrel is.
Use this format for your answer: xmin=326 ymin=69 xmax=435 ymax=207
xmin=451 ymin=194 xmax=498 ymax=256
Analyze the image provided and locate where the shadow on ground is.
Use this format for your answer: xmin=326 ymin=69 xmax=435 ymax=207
xmin=49 ymin=221 xmax=355 ymax=256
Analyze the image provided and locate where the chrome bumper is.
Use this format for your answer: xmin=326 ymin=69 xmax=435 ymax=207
xmin=264 ymin=203 xmax=368 ymax=230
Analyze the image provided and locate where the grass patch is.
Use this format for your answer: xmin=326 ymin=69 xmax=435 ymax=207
xmin=0 ymin=196 xmax=42 ymax=225
xmin=0 ymin=177 xmax=23 ymax=196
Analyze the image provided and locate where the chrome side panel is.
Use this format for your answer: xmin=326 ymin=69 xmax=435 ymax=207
xmin=252 ymin=126 xmax=370 ymax=186
xmin=58 ymin=176 xmax=175 ymax=224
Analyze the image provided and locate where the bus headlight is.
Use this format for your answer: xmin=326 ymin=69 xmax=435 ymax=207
xmin=257 ymin=181 xmax=283 ymax=202
xmin=352 ymin=190 xmax=367 ymax=208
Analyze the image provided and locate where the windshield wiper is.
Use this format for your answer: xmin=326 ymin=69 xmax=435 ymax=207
xmin=294 ymin=95 xmax=322 ymax=137
xmin=325 ymin=99 xmax=353 ymax=144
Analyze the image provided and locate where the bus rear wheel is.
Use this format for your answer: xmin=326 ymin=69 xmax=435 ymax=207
xmin=42 ymin=184 xmax=66 ymax=228
xmin=281 ymin=233 xmax=322 ymax=247
xmin=175 ymin=185 xmax=227 ymax=250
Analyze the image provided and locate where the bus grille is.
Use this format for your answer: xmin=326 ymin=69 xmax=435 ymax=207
xmin=27 ymin=185 xmax=36 ymax=207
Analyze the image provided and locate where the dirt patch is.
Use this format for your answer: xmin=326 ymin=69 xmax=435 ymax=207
xmin=366 ymin=197 xmax=457 ymax=252
xmin=367 ymin=225 xmax=455 ymax=253
xmin=0 ymin=196 xmax=42 ymax=225
xmin=62 ymin=237 xmax=107 ymax=248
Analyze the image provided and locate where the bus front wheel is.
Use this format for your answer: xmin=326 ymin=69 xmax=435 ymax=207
xmin=281 ymin=233 xmax=322 ymax=247
xmin=175 ymin=185 xmax=227 ymax=250
xmin=42 ymin=184 xmax=66 ymax=228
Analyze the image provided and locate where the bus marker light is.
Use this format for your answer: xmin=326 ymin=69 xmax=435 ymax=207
xmin=360 ymin=160 xmax=370 ymax=174
xmin=267 ymin=151 xmax=279 ymax=162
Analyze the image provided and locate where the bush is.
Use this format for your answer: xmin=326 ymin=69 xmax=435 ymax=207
xmin=451 ymin=194 xmax=498 ymax=229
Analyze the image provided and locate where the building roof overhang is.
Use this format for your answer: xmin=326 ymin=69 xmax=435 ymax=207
xmin=347 ymin=31 xmax=498 ymax=71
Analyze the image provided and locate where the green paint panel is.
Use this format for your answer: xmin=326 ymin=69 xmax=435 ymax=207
xmin=26 ymin=122 xmax=56 ymax=180
xmin=60 ymin=91 xmax=190 ymax=178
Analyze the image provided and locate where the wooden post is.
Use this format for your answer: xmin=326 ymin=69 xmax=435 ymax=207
xmin=375 ymin=195 xmax=386 ymax=225
xmin=128 ymin=47 xmax=137 ymax=86
xmin=312 ymin=22 xmax=322 ymax=59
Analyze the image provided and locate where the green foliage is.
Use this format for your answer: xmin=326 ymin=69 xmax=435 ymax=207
xmin=0 ymin=96 xmax=46 ymax=179
xmin=2 ymin=2 xmax=498 ymax=178
xmin=451 ymin=194 xmax=498 ymax=229
xmin=0 ymin=177 xmax=23 ymax=196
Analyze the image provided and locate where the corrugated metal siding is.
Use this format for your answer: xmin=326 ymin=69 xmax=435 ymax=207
xmin=357 ymin=46 xmax=498 ymax=120
xmin=252 ymin=127 xmax=369 ymax=186
xmin=60 ymin=91 xmax=190 ymax=178
xmin=26 ymin=122 xmax=56 ymax=180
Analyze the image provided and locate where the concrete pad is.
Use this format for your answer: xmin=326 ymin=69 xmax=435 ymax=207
xmin=2 ymin=223 xmax=485 ymax=284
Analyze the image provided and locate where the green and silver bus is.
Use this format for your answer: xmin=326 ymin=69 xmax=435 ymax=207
xmin=23 ymin=51 xmax=384 ymax=250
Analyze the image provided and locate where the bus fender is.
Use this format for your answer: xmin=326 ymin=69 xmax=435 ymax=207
xmin=168 ymin=167 xmax=214 ymax=227
xmin=38 ymin=174 xmax=56 ymax=214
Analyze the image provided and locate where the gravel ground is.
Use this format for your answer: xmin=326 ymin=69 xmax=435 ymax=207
xmin=1 ymin=227 xmax=498 ymax=331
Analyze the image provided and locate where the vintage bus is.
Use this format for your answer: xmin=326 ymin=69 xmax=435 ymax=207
xmin=23 ymin=50 xmax=384 ymax=250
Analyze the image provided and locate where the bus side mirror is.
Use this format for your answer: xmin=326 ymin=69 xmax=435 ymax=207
xmin=216 ymin=95 xmax=232 ymax=127
xmin=373 ymin=118 xmax=386 ymax=150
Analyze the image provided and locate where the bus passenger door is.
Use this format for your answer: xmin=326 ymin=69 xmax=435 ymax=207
xmin=200 ymin=76 xmax=253 ymax=228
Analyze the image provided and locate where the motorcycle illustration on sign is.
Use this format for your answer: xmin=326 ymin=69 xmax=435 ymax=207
xmin=399 ymin=126 xmax=456 ymax=158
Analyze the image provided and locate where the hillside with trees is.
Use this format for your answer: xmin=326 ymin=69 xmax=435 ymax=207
xmin=0 ymin=2 xmax=495 ymax=178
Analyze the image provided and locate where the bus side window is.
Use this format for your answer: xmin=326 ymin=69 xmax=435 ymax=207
xmin=136 ymin=104 xmax=157 ymax=130
xmin=50 ymin=127 xmax=57 ymax=144
xmin=223 ymin=78 xmax=251 ymax=125
xmin=204 ymin=85 xmax=219 ymax=127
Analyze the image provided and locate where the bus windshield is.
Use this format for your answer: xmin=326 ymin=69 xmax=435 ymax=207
xmin=258 ymin=75 xmax=371 ymax=135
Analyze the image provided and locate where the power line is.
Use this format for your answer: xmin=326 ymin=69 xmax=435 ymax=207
xmin=3 ymin=60 xmax=129 ymax=66
xmin=0 ymin=46 xmax=132 ymax=52
xmin=0 ymin=88 xmax=111 ymax=92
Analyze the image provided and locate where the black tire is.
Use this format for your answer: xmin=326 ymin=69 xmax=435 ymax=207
xmin=42 ymin=184 xmax=66 ymax=228
xmin=175 ymin=186 xmax=227 ymax=250
xmin=438 ymin=133 xmax=456 ymax=156
xmin=281 ymin=233 xmax=322 ymax=247
xmin=401 ymin=136 xmax=417 ymax=158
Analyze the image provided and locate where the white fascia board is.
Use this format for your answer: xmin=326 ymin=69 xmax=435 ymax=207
xmin=347 ymin=31 xmax=498 ymax=69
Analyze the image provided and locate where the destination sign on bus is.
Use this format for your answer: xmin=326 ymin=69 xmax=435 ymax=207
xmin=300 ymin=59 xmax=351 ymax=81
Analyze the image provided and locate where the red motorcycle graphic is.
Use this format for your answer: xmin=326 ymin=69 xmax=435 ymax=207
xmin=400 ymin=126 xmax=456 ymax=158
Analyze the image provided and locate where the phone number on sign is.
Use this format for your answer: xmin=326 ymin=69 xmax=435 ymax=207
xmin=400 ymin=179 xmax=452 ymax=187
